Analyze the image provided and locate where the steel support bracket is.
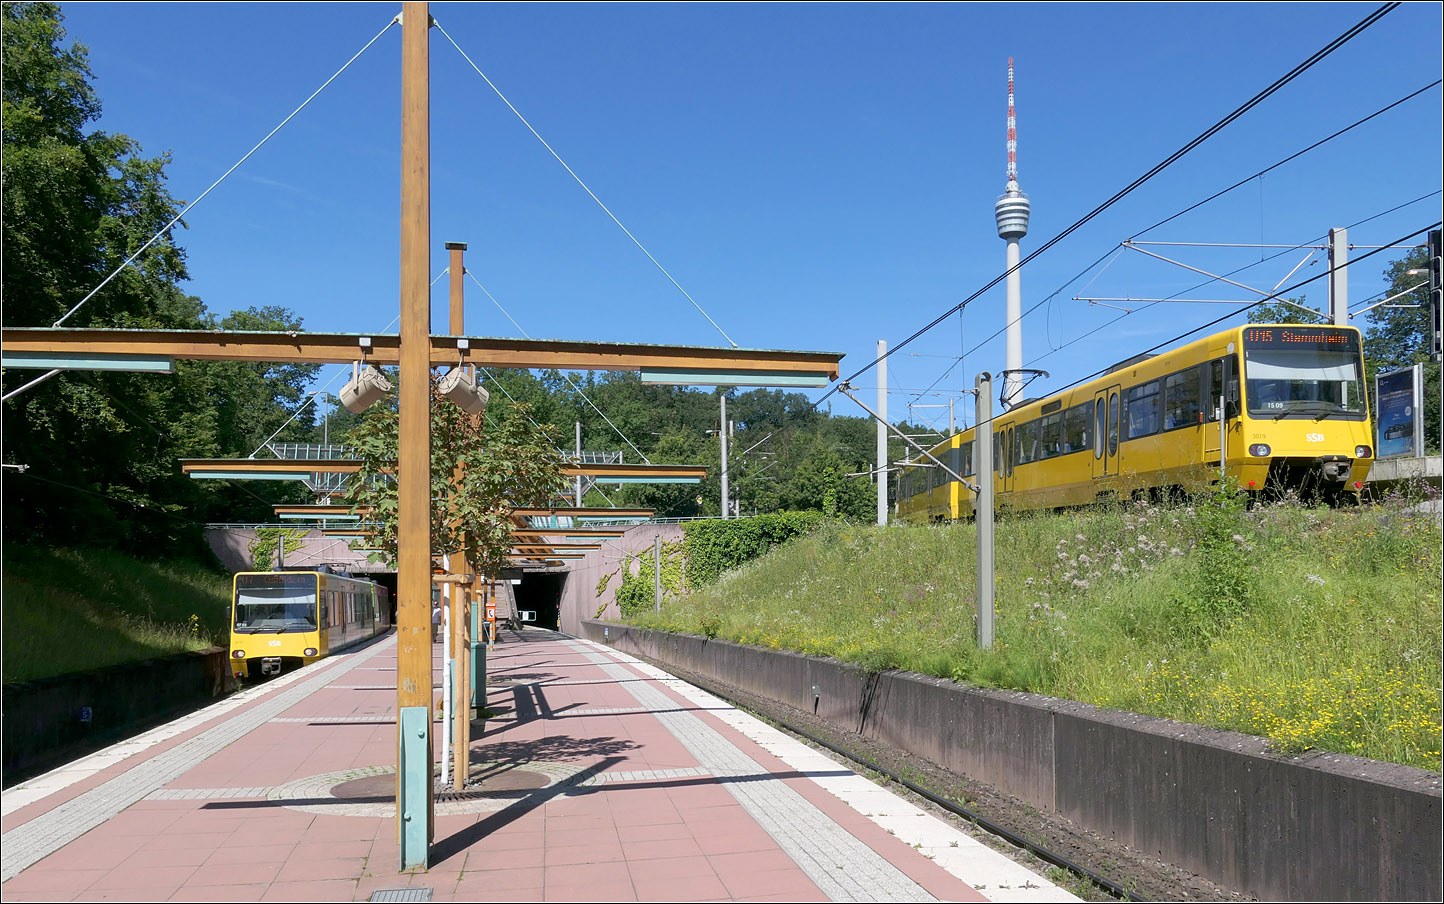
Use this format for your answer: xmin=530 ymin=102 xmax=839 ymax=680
xmin=397 ymin=706 xmax=431 ymax=870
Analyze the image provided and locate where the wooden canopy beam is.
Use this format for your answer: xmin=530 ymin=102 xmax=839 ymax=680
xmin=197 ymin=460 xmax=704 ymax=479
xmin=511 ymin=507 xmax=653 ymax=519
xmin=2 ymin=327 xmax=842 ymax=377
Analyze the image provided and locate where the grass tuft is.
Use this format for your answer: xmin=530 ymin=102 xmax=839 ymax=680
xmin=628 ymin=496 xmax=1442 ymax=771
xmin=2 ymin=546 xmax=232 ymax=683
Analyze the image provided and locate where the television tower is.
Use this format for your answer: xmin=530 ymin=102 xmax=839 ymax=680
xmin=994 ymin=57 xmax=1031 ymax=409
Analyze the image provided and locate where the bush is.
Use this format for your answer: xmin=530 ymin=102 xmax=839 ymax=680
xmin=680 ymin=511 xmax=830 ymax=588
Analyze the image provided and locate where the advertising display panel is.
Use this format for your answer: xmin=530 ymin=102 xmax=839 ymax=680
xmin=1375 ymin=365 xmax=1423 ymax=459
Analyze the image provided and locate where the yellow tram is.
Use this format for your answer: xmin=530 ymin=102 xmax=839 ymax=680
xmin=229 ymin=569 xmax=391 ymax=679
xmin=898 ymin=324 xmax=1376 ymax=521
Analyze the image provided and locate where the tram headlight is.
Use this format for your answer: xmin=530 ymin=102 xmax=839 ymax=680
xmin=1248 ymin=443 xmax=1271 ymax=457
xmin=304 ymin=647 xmax=318 ymax=657
xmin=232 ymin=650 xmax=245 ymax=659
xmin=1354 ymin=445 xmax=1372 ymax=459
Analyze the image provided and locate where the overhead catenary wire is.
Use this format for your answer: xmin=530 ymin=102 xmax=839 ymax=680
xmin=463 ymin=269 xmax=653 ymax=464
xmin=434 ymin=19 xmax=739 ymax=349
xmin=909 ymin=116 xmax=1440 ymax=414
xmin=963 ymin=221 xmax=1440 ymax=441
xmin=816 ymin=1 xmax=1400 ymax=407
xmin=1023 ymin=191 xmax=1444 ymax=374
xmin=1129 ymin=78 xmax=1442 ymax=241
xmin=51 ymin=15 xmax=398 ymax=330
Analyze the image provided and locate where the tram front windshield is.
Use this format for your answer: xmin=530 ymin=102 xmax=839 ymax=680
xmin=1241 ymin=326 xmax=1366 ymax=420
xmin=234 ymin=573 xmax=317 ymax=632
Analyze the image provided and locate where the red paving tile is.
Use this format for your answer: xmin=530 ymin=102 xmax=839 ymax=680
xmin=2 ymin=631 xmax=1034 ymax=904
xmin=184 ymin=862 xmax=283 ymax=887
xmin=633 ymin=872 xmax=731 ymax=902
xmin=168 ymin=883 xmax=270 ymax=902
xmin=0 ymin=869 xmax=108 ymax=893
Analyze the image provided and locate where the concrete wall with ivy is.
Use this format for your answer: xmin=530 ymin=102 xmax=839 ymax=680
xmin=558 ymin=523 xmax=684 ymax=636
xmin=204 ymin=528 xmax=386 ymax=575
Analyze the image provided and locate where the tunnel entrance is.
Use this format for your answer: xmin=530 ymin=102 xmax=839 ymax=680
xmin=513 ymin=571 xmax=565 ymax=630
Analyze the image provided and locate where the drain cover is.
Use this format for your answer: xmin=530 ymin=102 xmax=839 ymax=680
xmin=369 ymin=890 xmax=432 ymax=902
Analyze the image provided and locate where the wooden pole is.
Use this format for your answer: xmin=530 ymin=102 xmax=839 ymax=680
xmin=446 ymin=242 xmax=470 ymax=791
xmin=397 ymin=0 xmax=432 ymax=870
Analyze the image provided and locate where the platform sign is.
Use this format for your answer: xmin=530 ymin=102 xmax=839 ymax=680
xmin=1376 ymin=365 xmax=1423 ymax=459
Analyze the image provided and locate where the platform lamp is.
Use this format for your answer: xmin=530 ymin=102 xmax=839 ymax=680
xmin=438 ymin=340 xmax=488 ymax=415
xmin=339 ymin=338 xmax=391 ymax=414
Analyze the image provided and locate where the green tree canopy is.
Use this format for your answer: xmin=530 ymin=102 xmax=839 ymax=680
xmin=2 ymin=3 xmax=322 ymax=554
xmin=343 ymin=378 xmax=569 ymax=579
xmin=1364 ymin=246 xmax=1440 ymax=452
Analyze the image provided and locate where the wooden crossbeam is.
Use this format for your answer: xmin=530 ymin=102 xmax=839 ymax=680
xmin=511 ymin=507 xmax=653 ymax=519
xmin=2 ymin=327 xmax=842 ymax=376
xmin=275 ymin=504 xmax=368 ymax=516
xmin=197 ymin=460 xmax=704 ymax=479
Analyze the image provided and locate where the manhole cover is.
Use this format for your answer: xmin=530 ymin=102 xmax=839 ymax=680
xmin=266 ymin=761 xmax=588 ymax=817
xmin=331 ymin=773 xmax=394 ymax=802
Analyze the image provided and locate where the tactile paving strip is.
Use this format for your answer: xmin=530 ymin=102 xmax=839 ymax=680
xmin=0 ymin=637 xmax=390 ymax=881
xmin=564 ymin=637 xmax=935 ymax=904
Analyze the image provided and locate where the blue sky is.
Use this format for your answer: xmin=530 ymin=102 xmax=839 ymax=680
xmin=56 ymin=2 xmax=1443 ymax=437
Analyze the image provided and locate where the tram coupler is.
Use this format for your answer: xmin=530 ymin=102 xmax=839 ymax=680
xmin=260 ymin=657 xmax=283 ymax=677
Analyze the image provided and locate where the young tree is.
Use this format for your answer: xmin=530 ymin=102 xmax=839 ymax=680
xmin=343 ymin=378 xmax=569 ymax=579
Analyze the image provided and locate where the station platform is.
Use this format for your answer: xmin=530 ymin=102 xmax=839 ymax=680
xmin=1 ymin=629 xmax=1077 ymax=903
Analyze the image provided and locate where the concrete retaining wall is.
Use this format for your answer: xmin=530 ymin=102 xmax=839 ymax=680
xmin=2 ymin=647 xmax=235 ymax=785
xmin=557 ymin=524 xmax=685 ymax=636
xmin=581 ymin=621 xmax=1442 ymax=901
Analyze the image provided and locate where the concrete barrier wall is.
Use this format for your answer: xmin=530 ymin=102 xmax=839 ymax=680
xmin=2 ymin=647 xmax=235 ymax=785
xmin=581 ymin=621 xmax=1442 ymax=901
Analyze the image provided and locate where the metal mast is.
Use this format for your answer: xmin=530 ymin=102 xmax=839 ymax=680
xmin=994 ymin=57 xmax=1032 ymax=409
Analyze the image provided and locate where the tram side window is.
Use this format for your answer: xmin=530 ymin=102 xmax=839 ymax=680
xmin=1164 ymin=367 xmax=1202 ymax=430
xmin=960 ymin=441 xmax=974 ymax=477
xmin=1126 ymin=381 xmax=1162 ymax=439
xmin=1017 ymin=420 xmax=1039 ymax=464
xmin=1064 ymin=403 xmax=1089 ymax=454
xmin=1039 ymin=413 xmax=1062 ymax=459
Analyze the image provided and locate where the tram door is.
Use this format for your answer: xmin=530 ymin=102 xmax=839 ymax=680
xmin=1092 ymin=385 xmax=1121 ymax=481
xmin=1000 ymin=424 xmax=1015 ymax=497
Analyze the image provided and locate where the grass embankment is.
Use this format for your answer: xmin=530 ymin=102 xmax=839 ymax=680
xmin=628 ymin=493 xmax=1443 ymax=771
xmin=2 ymin=546 xmax=233 ymax=684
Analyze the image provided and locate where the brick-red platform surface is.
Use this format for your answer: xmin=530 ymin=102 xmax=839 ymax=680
xmin=0 ymin=630 xmax=1021 ymax=902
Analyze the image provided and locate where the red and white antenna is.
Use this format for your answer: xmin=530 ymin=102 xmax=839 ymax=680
xmin=1006 ymin=57 xmax=1018 ymax=188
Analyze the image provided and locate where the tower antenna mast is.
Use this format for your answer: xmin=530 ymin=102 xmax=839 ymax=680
xmin=995 ymin=57 xmax=1035 ymax=409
